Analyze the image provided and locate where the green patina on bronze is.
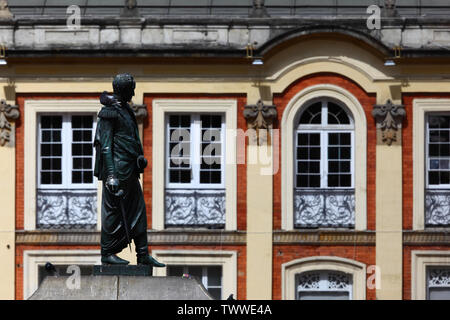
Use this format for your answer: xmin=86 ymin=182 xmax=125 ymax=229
xmin=94 ymin=73 xmax=164 ymax=268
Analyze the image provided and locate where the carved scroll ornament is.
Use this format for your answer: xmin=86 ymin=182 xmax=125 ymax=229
xmin=372 ymin=99 xmax=405 ymax=146
xmin=0 ymin=99 xmax=19 ymax=146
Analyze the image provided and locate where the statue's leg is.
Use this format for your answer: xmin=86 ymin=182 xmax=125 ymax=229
xmin=134 ymin=232 xmax=165 ymax=267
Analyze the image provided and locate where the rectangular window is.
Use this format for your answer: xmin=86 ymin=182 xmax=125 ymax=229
xmin=167 ymin=265 xmax=222 ymax=300
xmin=165 ymin=113 xmax=226 ymax=228
xmin=36 ymin=113 xmax=97 ymax=229
xmin=425 ymin=113 xmax=450 ymax=227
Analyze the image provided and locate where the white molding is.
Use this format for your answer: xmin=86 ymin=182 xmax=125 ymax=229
xmin=23 ymin=249 xmax=101 ymax=299
xmin=24 ymin=99 xmax=102 ymax=230
xmin=152 ymin=99 xmax=237 ymax=230
xmin=411 ymin=250 xmax=450 ymax=300
xmin=151 ymin=249 xmax=237 ymax=299
xmin=413 ymin=99 xmax=450 ymax=230
xmin=281 ymin=84 xmax=367 ymax=230
xmin=281 ymin=256 xmax=366 ymax=300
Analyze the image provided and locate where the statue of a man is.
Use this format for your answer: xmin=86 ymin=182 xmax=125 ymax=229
xmin=94 ymin=73 xmax=165 ymax=267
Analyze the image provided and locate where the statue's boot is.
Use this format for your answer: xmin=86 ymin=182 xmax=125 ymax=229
xmin=137 ymin=254 xmax=166 ymax=267
xmin=135 ymin=232 xmax=165 ymax=267
xmin=101 ymin=254 xmax=129 ymax=265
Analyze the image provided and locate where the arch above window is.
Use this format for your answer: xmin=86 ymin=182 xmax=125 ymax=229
xmin=281 ymin=84 xmax=367 ymax=230
xmin=282 ymin=256 xmax=366 ymax=300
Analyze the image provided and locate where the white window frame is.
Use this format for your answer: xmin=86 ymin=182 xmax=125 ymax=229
xmin=165 ymin=113 xmax=226 ymax=189
xmin=281 ymin=84 xmax=367 ymax=230
xmin=413 ymin=99 xmax=450 ymax=230
xmin=411 ymin=250 xmax=450 ymax=300
xmin=281 ymin=256 xmax=366 ymax=300
xmin=37 ymin=113 xmax=97 ymax=190
xmin=425 ymin=112 xmax=450 ymax=189
xmin=295 ymin=98 xmax=355 ymax=190
xmin=24 ymin=100 xmax=102 ymax=231
xmin=152 ymin=249 xmax=237 ymax=300
xmin=23 ymin=249 xmax=101 ymax=299
xmin=152 ymin=99 xmax=237 ymax=230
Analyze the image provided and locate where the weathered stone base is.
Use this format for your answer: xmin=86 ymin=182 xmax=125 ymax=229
xmin=29 ymin=276 xmax=213 ymax=300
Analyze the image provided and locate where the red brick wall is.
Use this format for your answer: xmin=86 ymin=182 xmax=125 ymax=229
xmin=402 ymin=93 xmax=450 ymax=230
xmin=15 ymin=94 xmax=100 ymax=230
xmin=272 ymin=73 xmax=377 ymax=230
xmin=272 ymin=245 xmax=376 ymax=300
xmin=143 ymin=94 xmax=248 ymax=230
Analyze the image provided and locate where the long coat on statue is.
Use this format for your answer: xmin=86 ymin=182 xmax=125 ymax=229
xmin=94 ymin=92 xmax=147 ymax=255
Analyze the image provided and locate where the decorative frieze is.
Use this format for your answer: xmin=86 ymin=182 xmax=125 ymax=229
xmin=36 ymin=189 xmax=97 ymax=230
xmin=294 ymin=189 xmax=355 ymax=228
xmin=273 ymin=231 xmax=375 ymax=245
xmin=243 ymin=99 xmax=277 ymax=145
xmin=16 ymin=230 xmax=247 ymax=245
xmin=425 ymin=189 xmax=450 ymax=226
xmin=0 ymin=99 xmax=19 ymax=146
xmin=165 ymin=189 xmax=226 ymax=227
xmin=372 ymin=99 xmax=406 ymax=146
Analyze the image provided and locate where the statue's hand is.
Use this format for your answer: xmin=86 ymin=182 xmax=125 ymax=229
xmin=137 ymin=155 xmax=148 ymax=170
xmin=106 ymin=175 xmax=120 ymax=194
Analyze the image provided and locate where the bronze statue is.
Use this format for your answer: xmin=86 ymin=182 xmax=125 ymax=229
xmin=94 ymin=73 xmax=165 ymax=267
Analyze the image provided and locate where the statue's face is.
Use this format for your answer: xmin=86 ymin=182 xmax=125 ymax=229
xmin=121 ymin=81 xmax=135 ymax=103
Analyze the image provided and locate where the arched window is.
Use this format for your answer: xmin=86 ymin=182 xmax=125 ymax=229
xmin=294 ymin=99 xmax=355 ymax=228
xmin=296 ymin=270 xmax=353 ymax=300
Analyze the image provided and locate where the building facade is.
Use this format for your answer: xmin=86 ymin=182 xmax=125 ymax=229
xmin=0 ymin=0 xmax=450 ymax=300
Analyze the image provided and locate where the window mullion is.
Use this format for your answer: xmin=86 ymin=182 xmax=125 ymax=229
xmin=321 ymin=131 xmax=328 ymax=189
xmin=63 ymin=114 xmax=71 ymax=189
xmin=192 ymin=115 xmax=200 ymax=188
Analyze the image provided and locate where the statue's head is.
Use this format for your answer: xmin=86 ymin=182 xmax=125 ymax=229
xmin=112 ymin=73 xmax=135 ymax=103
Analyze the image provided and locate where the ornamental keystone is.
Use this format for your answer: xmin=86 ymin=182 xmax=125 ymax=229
xmin=244 ymin=99 xmax=277 ymax=145
xmin=372 ymin=99 xmax=405 ymax=146
xmin=0 ymin=99 xmax=19 ymax=146
xmin=130 ymin=102 xmax=148 ymax=122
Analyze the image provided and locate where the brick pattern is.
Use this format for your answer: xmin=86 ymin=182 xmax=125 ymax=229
xmin=143 ymin=94 xmax=248 ymax=231
xmin=272 ymin=73 xmax=377 ymax=230
xmin=272 ymin=245 xmax=376 ymax=300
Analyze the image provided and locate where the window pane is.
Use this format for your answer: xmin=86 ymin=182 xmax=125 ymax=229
xmin=299 ymin=102 xmax=321 ymax=125
xmin=208 ymin=266 xmax=222 ymax=286
xmin=327 ymin=102 xmax=350 ymax=125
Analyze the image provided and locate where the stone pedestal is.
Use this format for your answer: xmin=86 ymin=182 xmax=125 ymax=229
xmin=29 ymin=274 xmax=213 ymax=300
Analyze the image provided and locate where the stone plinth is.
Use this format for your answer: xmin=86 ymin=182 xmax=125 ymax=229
xmin=29 ymin=275 xmax=213 ymax=300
